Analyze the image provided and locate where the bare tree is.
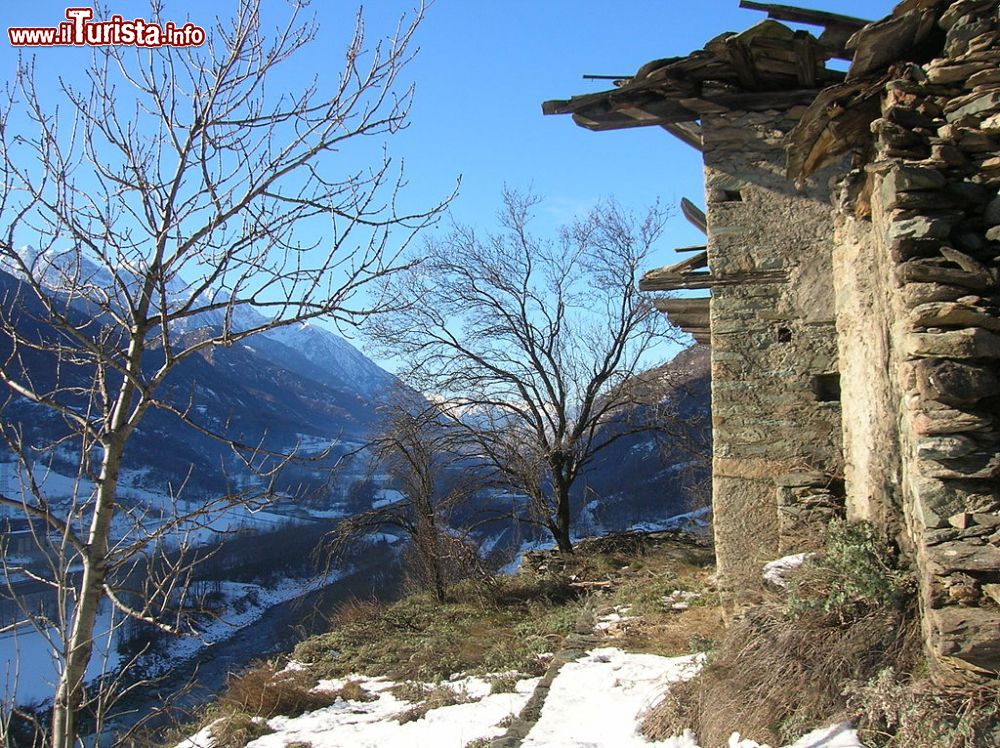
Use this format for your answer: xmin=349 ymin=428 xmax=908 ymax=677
xmin=327 ymin=397 xmax=485 ymax=603
xmin=0 ymin=2 xmax=449 ymax=745
xmin=368 ymin=191 xmax=677 ymax=553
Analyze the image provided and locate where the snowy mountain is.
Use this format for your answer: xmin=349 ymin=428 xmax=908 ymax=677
xmin=0 ymin=250 xmax=401 ymax=499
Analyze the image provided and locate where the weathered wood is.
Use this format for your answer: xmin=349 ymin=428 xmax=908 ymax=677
xmin=661 ymin=122 xmax=704 ymax=151
xmin=654 ymin=298 xmax=711 ymax=314
xmin=640 ymin=268 xmax=786 ymax=291
xmin=703 ymin=88 xmax=822 ymax=110
xmin=794 ymin=31 xmax=818 ymax=87
xmin=846 ymin=8 xmax=938 ymax=81
xmin=673 ymin=244 xmax=708 ymax=254
xmin=681 ymin=198 xmax=707 ymax=234
xmin=724 ymin=36 xmax=760 ymax=90
xmin=666 ymin=250 xmax=709 ymax=274
xmin=785 ymin=80 xmax=876 ymax=179
xmin=739 ymin=1 xmax=870 ymax=31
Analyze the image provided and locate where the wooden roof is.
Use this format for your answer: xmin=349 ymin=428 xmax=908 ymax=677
xmin=541 ymin=4 xmax=862 ymax=133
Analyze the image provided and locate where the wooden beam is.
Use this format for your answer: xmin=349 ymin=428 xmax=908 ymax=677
xmin=661 ymin=122 xmax=703 ymax=151
xmin=739 ymin=1 xmax=870 ymax=31
xmin=640 ymin=268 xmax=786 ymax=292
xmin=681 ymin=198 xmax=707 ymax=234
xmin=654 ymin=298 xmax=711 ymax=314
xmin=674 ymin=244 xmax=708 ymax=254
xmin=666 ymin=251 xmax=708 ymax=274
xmin=793 ymin=30 xmax=818 ymax=87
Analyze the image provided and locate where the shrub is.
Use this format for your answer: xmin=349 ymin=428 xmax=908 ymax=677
xmin=209 ymin=713 xmax=273 ymax=748
xmin=642 ymin=521 xmax=920 ymax=747
xmin=786 ymin=520 xmax=914 ymax=620
xmin=395 ymin=684 xmax=470 ymax=723
xmin=221 ymin=661 xmax=334 ymax=719
xmin=846 ymin=668 xmax=1000 ymax=748
xmin=488 ymin=671 xmax=523 ymax=694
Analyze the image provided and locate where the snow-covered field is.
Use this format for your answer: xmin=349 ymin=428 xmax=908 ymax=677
xmin=173 ymin=647 xmax=864 ymax=748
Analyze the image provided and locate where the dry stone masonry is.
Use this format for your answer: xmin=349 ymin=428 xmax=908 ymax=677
xmin=546 ymin=0 xmax=1000 ymax=684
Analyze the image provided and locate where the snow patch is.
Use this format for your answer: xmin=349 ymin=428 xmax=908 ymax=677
xmin=521 ymin=648 xmax=702 ymax=747
xmin=762 ymin=553 xmax=813 ymax=589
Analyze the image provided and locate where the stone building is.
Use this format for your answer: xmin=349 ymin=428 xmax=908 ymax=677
xmin=545 ymin=0 xmax=1000 ymax=683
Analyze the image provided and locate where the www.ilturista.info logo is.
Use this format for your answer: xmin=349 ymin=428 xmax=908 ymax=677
xmin=8 ymin=7 xmax=206 ymax=48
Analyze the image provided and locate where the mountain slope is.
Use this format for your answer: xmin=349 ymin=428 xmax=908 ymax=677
xmin=0 ymin=262 xmax=397 ymax=499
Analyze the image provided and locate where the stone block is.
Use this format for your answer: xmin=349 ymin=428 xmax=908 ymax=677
xmin=909 ymin=302 xmax=1000 ymax=332
xmin=889 ymin=215 xmax=955 ymax=244
xmin=912 ymin=407 xmax=994 ymax=435
xmin=984 ymin=195 xmax=1000 ymax=225
xmin=917 ymin=451 xmax=1000 ymax=479
xmin=967 ymin=68 xmax=1000 ymax=88
xmin=949 ymin=511 xmax=974 ymax=529
xmin=927 ymin=539 xmax=1000 ymax=573
xmin=912 ymin=477 xmax=966 ymax=529
xmin=913 ymin=358 xmax=1000 ymax=404
xmin=881 ymin=166 xmax=947 ymax=197
xmin=905 ymin=328 xmax=1000 ymax=359
xmin=918 ymin=435 xmax=980 ymax=460
xmin=926 ymin=61 xmax=996 ymax=84
xmin=929 ymin=606 xmax=1000 ymax=674
xmin=946 ymin=91 xmax=1000 ymax=121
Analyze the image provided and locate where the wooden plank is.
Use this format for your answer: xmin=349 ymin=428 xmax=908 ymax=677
xmin=701 ymin=88 xmax=822 ymax=111
xmin=724 ymin=37 xmax=760 ymax=90
xmin=793 ymin=31 xmax=818 ymax=87
xmin=673 ymin=244 xmax=708 ymax=254
xmin=640 ymin=269 xmax=786 ymax=292
xmin=846 ymin=8 xmax=937 ymax=81
xmin=666 ymin=251 xmax=709 ymax=274
xmin=654 ymin=298 xmax=711 ymax=314
xmin=661 ymin=122 xmax=703 ymax=151
xmin=738 ymin=1 xmax=870 ymax=31
xmin=681 ymin=198 xmax=707 ymax=234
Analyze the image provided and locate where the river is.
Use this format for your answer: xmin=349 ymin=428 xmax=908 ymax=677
xmin=100 ymin=559 xmax=401 ymax=743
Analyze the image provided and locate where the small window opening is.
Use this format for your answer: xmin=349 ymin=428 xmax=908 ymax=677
xmin=776 ymin=326 xmax=793 ymax=343
xmin=813 ymin=374 xmax=841 ymax=403
xmin=720 ymin=189 xmax=743 ymax=202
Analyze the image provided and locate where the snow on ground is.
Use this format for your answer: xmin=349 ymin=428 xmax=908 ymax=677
xmin=629 ymin=506 xmax=711 ymax=534
xmin=521 ymin=648 xmax=702 ymax=748
xmin=176 ymin=673 xmax=539 ymax=748
xmin=762 ymin=553 xmax=813 ymax=589
xmin=172 ymin=646 xmax=865 ymax=748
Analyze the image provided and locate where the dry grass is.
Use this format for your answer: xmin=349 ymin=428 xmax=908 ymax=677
xmin=619 ymin=604 xmax=724 ymax=656
xmin=641 ymin=603 xmax=918 ymax=746
xmin=294 ymin=574 xmax=582 ymax=682
xmin=220 ymin=661 xmax=335 ymax=720
xmin=394 ymin=684 xmax=471 ymax=723
xmin=846 ymin=669 xmax=1000 ymax=748
xmin=208 ymin=713 xmax=273 ymax=748
xmin=643 ymin=522 xmax=925 ymax=747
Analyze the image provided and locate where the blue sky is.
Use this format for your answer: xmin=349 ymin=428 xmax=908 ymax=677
xmin=2 ymin=0 xmax=898 ymax=365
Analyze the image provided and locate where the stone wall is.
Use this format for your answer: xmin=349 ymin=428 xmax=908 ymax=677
xmin=703 ymin=110 xmax=844 ymax=597
xmin=831 ymin=0 xmax=1000 ymax=681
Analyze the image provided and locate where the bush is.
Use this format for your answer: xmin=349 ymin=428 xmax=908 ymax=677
xmin=786 ymin=520 xmax=914 ymax=620
xmin=209 ymin=713 xmax=273 ymax=748
xmin=221 ymin=661 xmax=334 ymax=719
xmin=846 ymin=668 xmax=1000 ymax=748
xmin=395 ymin=684 xmax=470 ymax=723
xmin=642 ymin=521 xmax=920 ymax=747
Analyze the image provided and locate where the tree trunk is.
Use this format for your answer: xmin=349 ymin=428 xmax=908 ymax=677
xmin=52 ymin=435 xmax=128 ymax=747
xmin=553 ymin=486 xmax=574 ymax=554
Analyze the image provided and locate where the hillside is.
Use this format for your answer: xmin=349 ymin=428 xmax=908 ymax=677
xmin=165 ymin=531 xmax=872 ymax=748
